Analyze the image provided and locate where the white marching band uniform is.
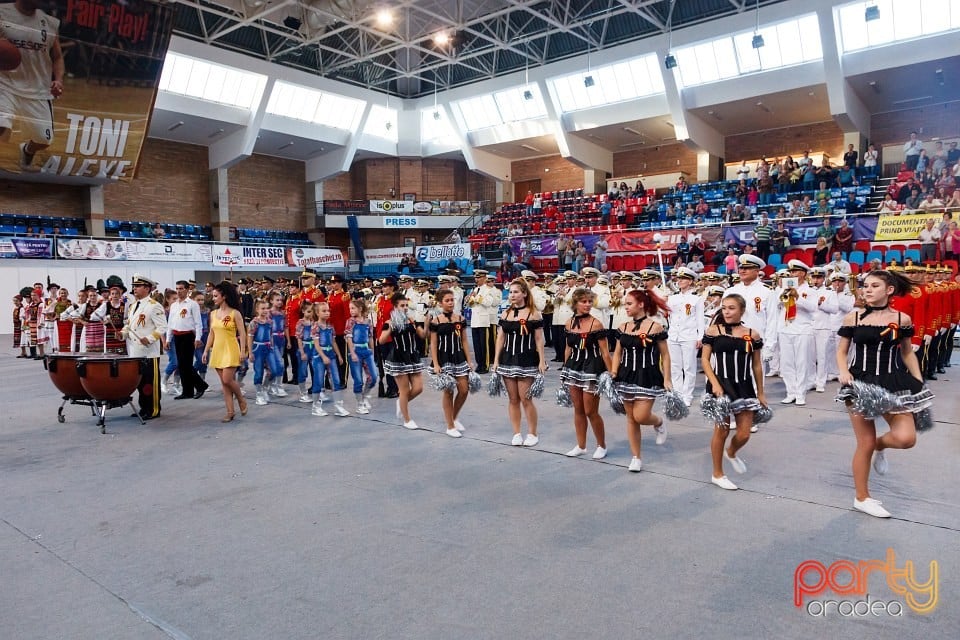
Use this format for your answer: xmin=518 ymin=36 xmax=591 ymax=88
xmin=666 ymin=286 xmax=704 ymax=405
xmin=777 ymin=280 xmax=818 ymax=404
xmin=828 ymin=281 xmax=857 ymax=381
xmin=810 ymin=279 xmax=839 ymax=391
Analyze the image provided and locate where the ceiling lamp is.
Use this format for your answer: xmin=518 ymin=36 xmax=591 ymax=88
xmin=751 ymin=0 xmax=763 ymax=49
xmin=664 ymin=0 xmax=677 ymax=70
xmin=865 ymin=5 xmax=880 ymax=21
xmin=433 ymin=31 xmax=450 ymax=47
xmin=664 ymin=54 xmax=677 ymax=69
xmin=522 ymin=90 xmax=533 ymax=101
xmin=375 ymin=9 xmax=393 ymax=28
xmin=583 ymin=75 xmax=595 ymax=88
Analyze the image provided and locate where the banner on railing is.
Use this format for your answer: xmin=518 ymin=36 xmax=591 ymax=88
xmin=370 ymin=200 xmax=415 ymax=213
xmin=0 ymin=237 xmax=53 ymax=259
xmin=363 ymin=246 xmax=410 ymax=266
xmin=212 ymin=245 xmax=287 ymax=267
xmin=415 ymin=242 xmax=471 ymax=263
xmin=873 ymin=213 xmax=937 ymax=241
xmin=56 ymin=238 xmax=127 ymax=260
xmin=285 ymin=247 xmax=345 ymax=269
xmin=126 ymin=241 xmax=212 ymax=262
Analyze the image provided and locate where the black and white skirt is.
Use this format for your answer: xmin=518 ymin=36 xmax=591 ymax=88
xmin=615 ymin=383 xmax=666 ymax=402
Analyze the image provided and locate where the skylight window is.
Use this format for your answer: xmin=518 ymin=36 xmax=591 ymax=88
xmin=266 ymin=81 xmax=364 ymax=131
xmin=836 ymin=0 xmax=960 ymax=52
xmin=421 ymin=108 xmax=458 ymax=146
xmin=550 ymin=54 xmax=665 ymax=113
xmin=158 ymin=52 xmax=266 ymax=110
xmin=363 ymin=104 xmax=398 ymax=142
xmin=675 ymin=14 xmax=822 ymax=87
xmin=454 ymin=85 xmax=547 ymax=131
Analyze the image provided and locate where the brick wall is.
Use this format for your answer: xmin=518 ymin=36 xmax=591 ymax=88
xmin=0 ymin=179 xmax=85 ymax=216
xmin=102 ymin=139 xmax=209 ymax=224
xmin=322 ymin=171 xmax=353 ymax=200
xmin=227 ymin=154 xmax=307 ymax=231
xmin=725 ymin=121 xmax=845 ymax=163
xmin=613 ymin=143 xmax=698 ymax=180
xmin=871 ymin=101 xmax=960 ymax=148
xmin=511 ymin=155 xmax=585 ymax=194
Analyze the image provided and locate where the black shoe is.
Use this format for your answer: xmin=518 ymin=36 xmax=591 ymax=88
xmin=174 ymin=394 xmax=192 ymax=400
xmin=140 ymin=413 xmax=157 ymax=421
xmin=194 ymin=383 xmax=208 ymax=399
xmin=386 ymin=391 xmax=399 ymax=399
xmin=926 ymin=374 xmax=938 ymax=380
xmin=937 ymin=367 xmax=946 ymax=374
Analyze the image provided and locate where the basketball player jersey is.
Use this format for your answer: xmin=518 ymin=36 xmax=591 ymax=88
xmin=0 ymin=5 xmax=58 ymax=100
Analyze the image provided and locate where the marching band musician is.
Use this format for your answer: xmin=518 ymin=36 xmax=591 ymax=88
xmin=777 ymin=260 xmax=818 ymax=406
xmin=808 ymin=267 xmax=840 ymax=393
xmin=725 ymin=255 xmax=779 ymax=378
xmin=937 ymin=265 xmax=958 ymax=369
xmin=551 ymin=271 xmax=577 ymax=362
xmin=123 ymin=274 xmax=168 ymax=421
xmin=542 ymin=274 xmax=556 ymax=349
xmin=826 ymin=271 xmax=857 ymax=383
xmin=466 ymin=269 xmax=500 ymax=374
xmin=666 ymin=267 xmax=704 ymax=407
xmin=703 ymin=285 xmax=725 ymax=324
xmin=521 ymin=271 xmax=548 ymax=313
xmin=582 ymin=267 xmax=611 ymax=330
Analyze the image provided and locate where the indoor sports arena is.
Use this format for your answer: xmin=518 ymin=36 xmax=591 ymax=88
xmin=2 ymin=0 xmax=958 ymax=637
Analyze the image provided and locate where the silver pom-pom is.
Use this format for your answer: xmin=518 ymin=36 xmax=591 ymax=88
xmin=389 ymin=308 xmax=410 ymax=332
xmin=556 ymin=384 xmax=572 ymax=408
xmin=430 ymin=371 xmax=456 ymax=392
xmin=914 ymin=407 xmax=934 ymax=433
xmin=597 ymin=372 xmax=624 ymax=414
xmin=836 ymin=380 xmax=902 ymax=418
xmin=467 ymin=370 xmax=483 ymax=394
xmin=662 ymin=390 xmax=689 ymax=421
xmin=487 ymin=371 xmax=505 ymax=397
xmin=754 ymin=404 xmax=774 ymax=424
xmin=701 ymin=393 xmax=733 ymax=424
xmin=526 ymin=373 xmax=545 ymax=399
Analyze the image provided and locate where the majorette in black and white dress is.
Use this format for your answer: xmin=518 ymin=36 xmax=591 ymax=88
xmin=701 ymin=322 xmax=764 ymax=415
xmin=835 ymin=311 xmax=933 ymax=413
xmin=496 ymin=307 xmax=543 ymax=378
xmin=560 ymin=314 xmax=608 ymax=393
xmin=614 ymin=318 xmax=668 ymax=401
xmin=430 ymin=312 xmax=471 ymax=377
xmin=383 ymin=320 xmax=425 ymax=376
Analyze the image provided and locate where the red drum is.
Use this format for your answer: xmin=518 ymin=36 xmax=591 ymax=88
xmin=77 ymin=355 xmax=144 ymax=402
xmin=45 ymin=354 xmax=91 ymax=400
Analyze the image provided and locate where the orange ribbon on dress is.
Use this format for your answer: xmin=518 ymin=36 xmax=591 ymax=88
xmin=638 ymin=333 xmax=652 ymax=347
xmin=579 ymin=333 xmax=587 ymax=350
xmin=743 ymin=335 xmax=754 ymax=352
xmin=454 ymin=322 xmax=462 ymax=338
xmin=519 ymin=318 xmax=528 ymax=336
xmin=880 ymin=323 xmax=899 ymax=340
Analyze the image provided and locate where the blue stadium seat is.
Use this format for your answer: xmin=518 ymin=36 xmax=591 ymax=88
xmin=865 ymin=250 xmax=883 ymax=264
xmin=904 ymin=249 xmax=921 ymax=263
xmin=885 ymin=250 xmax=901 ymax=264
xmin=848 ymin=250 xmax=864 ymax=265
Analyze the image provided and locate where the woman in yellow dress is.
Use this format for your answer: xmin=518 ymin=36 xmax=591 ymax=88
xmin=202 ymin=281 xmax=247 ymax=421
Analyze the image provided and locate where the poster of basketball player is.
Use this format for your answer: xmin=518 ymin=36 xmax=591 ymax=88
xmin=0 ymin=0 xmax=173 ymax=182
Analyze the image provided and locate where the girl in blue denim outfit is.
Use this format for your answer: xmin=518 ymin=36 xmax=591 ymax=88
xmin=345 ymin=297 xmax=378 ymax=415
xmin=267 ymin=292 xmax=289 ymax=398
xmin=247 ymin=300 xmax=283 ymax=406
xmin=310 ymin=302 xmax=349 ymax=417
xmin=295 ymin=302 xmax=318 ymax=403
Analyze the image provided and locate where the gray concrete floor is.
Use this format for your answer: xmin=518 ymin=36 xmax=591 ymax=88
xmin=2 ymin=342 xmax=958 ymax=639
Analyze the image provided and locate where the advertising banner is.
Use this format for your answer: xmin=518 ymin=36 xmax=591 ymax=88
xmin=56 ymin=238 xmax=126 ymax=259
xmin=0 ymin=0 xmax=176 ymax=182
xmin=874 ymin=213 xmax=935 ymax=241
xmin=126 ymin=240 xmax=212 ymax=262
xmin=212 ymin=245 xmax=287 ymax=268
xmin=415 ymin=242 xmax=471 ymax=263
xmin=363 ymin=246 xmax=410 ymax=266
xmin=370 ymin=200 xmax=414 ymax=214
xmin=0 ymin=236 xmax=53 ymax=258
xmin=285 ymin=247 xmax=345 ymax=269
xmin=383 ymin=216 xmax=418 ymax=228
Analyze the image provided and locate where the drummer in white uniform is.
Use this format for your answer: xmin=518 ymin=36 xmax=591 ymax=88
xmin=122 ymin=274 xmax=168 ymax=420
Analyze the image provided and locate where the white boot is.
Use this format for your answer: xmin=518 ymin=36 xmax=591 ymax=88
xmin=160 ymin=374 xmax=171 ymax=394
xmin=254 ymin=384 xmax=268 ymax=406
xmin=333 ymin=398 xmax=350 ymax=417
xmin=355 ymin=393 xmax=369 ymax=414
xmin=298 ymin=383 xmax=311 ymax=403
xmin=170 ymin=374 xmax=183 ymax=397
xmin=311 ymin=399 xmax=328 ymax=416
xmin=272 ymin=379 xmax=288 ymax=397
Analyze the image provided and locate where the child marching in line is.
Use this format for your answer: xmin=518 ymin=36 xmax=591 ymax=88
xmin=248 ymin=300 xmax=284 ymax=405
xmin=295 ymin=302 xmax=317 ymax=404
xmin=345 ymin=297 xmax=378 ymax=415
xmin=267 ymin=291 xmax=289 ymax=398
xmin=192 ymin=291 xmax=210 ymax=383
xmin=311 ymin=302 xmax=350 ymax=417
